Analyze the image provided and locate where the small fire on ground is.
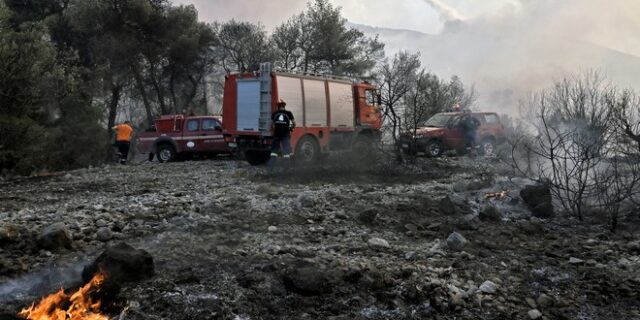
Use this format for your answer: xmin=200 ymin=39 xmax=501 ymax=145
xmin=484 ymin=189 xmax=510 ymax=200
xmin=18 ymin=272 xmax=111 ymax=320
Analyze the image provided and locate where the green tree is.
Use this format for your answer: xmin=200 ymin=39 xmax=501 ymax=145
xmin=217 ymin=20 xmax=272 ymax=73
xmin=273 ymin=0 xmax=384 ymax=77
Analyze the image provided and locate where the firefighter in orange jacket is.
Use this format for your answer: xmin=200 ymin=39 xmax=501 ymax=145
xmin=112 ymin=121 xmax=133 ymax=164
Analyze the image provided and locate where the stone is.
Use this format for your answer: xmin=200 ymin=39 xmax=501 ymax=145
xmin=457 ymin=214 xmax=480 ymax=230
xmin=298 ymin=194 xmax=316 ymax=208
xmin=0 ymin=225 xmax=18 ymax=243
xmin=95 ymin=219 xmax=108 ymax=228
xmin=283 ymin=265 xmax=331 ymax=296
xmin=525 ymin=297 xmax=537 ymax=308
xmin=36 ymin=223 xmax=72 ymax=251
xmin=528 ymin=309 xmax=543 ymax=319
xmin=520 ymin=183 xmax=554 ymax=218
xmin=82 ymin=242 xmax=154 ymax=286
xmin=268 ymin=226 xmax=278 ymax=232
xmin=96 ymin=228 xmax=113 ymax=242
xmin=479 ymin=205 xmax=502 ymax=222
xmin=569 ymin=257 xmax=584 ymax=264
xmin=536 ymin=293 xmax=554 ymax=308
xmin=479 ymin=280 xmax=497 ymax=294
xmin=446 ymin=232 xmax=468 ymax=251
xmin=357 ymin=208 xmax=377 ymax=224
xmin=367 ymin=237 xmax=390 ymax=249
xmin=436 ymin=195 xmax=471 ymax=215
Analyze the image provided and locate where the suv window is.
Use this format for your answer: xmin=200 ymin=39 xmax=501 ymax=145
xmin=484 ymin=114 xmax=500 ymax=124
xmin=187 ymin=119 xmax=199 ymax=131
xmin=202 ymin=118 xmax=221 ymax=131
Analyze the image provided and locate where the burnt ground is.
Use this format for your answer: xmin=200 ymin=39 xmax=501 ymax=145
xmin=0 ymin=155 xmax=639 ymax=320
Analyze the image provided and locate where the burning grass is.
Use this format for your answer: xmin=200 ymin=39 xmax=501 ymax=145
xmin=18 ymin=272 xmax=110 ymax=320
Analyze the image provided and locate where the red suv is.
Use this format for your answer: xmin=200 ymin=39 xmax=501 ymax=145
xmin=399 ymin=112 xmax=505 ymax=157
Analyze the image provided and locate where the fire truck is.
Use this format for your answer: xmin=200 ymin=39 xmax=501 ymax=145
xmin=222 ymin=63 xmax=382 ymax=165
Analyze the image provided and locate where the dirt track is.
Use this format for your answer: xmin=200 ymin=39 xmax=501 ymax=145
xmin=1 ymin=157 xmax=639 ymax=319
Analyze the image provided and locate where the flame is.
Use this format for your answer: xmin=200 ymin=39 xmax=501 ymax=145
xmin=18 ymin=272 xmax=110 ymax=320
xmin=485 ymin=189 xmax=510 ymax=199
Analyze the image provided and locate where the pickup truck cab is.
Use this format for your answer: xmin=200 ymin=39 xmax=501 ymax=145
xmin=400 ymin=112 xmax=505 ymax=157
xmin=136 ymin=115 xmax=229 ymax=162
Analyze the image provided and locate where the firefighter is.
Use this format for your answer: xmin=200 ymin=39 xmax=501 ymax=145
xmin=269 ymin=99 xmax=296 ymax=166
xmin=112 ymin=121 xmax=134 ymax=164
xmin=460 ymin=111 xmax=480 ymax=153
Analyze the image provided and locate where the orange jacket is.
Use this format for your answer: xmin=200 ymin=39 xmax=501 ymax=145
xmin=113 ymin=124 xmax=133 ymax=142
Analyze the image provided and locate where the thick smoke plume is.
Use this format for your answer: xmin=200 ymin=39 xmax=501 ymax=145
xmin=422 ymin=0 xmax=466 ymax=22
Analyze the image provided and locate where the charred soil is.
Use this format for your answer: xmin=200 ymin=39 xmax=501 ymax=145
xmin=0 ymin=157 xmax=639 ymax=319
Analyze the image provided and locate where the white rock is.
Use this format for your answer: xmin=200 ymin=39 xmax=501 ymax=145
xmin=268 ymin=226 xmax=278 ymax=232
xmin=479 ymin=280 xmax=497 ymax=294
xmin=367 ymin=237 xmax=390 ymax=249
xmin=569 ymin=257 xmax=584 ymax=264
xmin=528 ymin=309 xmax=543 ymax=319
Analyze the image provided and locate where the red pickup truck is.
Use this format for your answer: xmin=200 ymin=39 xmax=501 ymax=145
xmin=399 ymin=112 xmax=505 ymax=157
xmin=136 ymin=115 xmax=229 ymax=162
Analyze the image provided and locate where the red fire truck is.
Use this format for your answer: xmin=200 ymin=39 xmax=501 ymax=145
xmin=222 ymin=63 xmax=382 ymax=165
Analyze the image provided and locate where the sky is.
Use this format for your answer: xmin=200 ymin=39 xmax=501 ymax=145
xmin=171 ymin=0 xmax=640 ymax=112
xmin=170 ymin=0 xmax=509 ymax=33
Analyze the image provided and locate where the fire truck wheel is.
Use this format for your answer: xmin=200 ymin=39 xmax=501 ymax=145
xmin=352 ymin=135 xmax=375 ymax=160
xmin=425 ymin=140 xmax=443 ymax=157
xmin=295 ymin=136 xmax=320 ymax=164
xmin=157 ymin=144 xmax=176 ymax=163
xmin=245 ymin=150 xmax=270 ymax=166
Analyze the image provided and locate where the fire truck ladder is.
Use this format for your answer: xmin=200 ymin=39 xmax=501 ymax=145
xmin=259 ymin=63 xmax=272 ymax=136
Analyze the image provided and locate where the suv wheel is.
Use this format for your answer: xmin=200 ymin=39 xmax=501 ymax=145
xmin=480 ymin=138 xmax=496 ymax=156
xmin=426 ymin=140 xmax=443 ymax=157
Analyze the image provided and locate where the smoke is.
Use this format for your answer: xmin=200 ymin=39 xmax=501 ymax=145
xmin=365 ymin=0 xmax=640 ymax=115
xmin=422 ymin=0 xmax=466 ymax=22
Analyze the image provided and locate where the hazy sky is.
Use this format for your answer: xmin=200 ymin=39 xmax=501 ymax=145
xmin=170 ymin=0 xmax=510 ymax=33
xmin=171 ymin=0 xmax=640 ymax=111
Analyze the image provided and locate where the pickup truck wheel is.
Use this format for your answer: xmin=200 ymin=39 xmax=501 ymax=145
xmin=295 ymin=136 xmax=320 ymax=164
xmin=425 ymin=140 xmax=443 ymax=157
xmin=245 ymin=150 xmax=270 ymax=166
xmin=480 ymin=138 xmax=496 ymax=156
xmin=157 ymin=144 xmax=176 ymax=163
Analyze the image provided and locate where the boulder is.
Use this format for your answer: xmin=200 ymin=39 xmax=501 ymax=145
xmin=82 ymin=242 xmax=154 ymax=285
xmin=446 ymin=232 xmax=468 ymax=251
xmin=367 ymin=237 xmax=391 ymax=249
xmin=528 ymin=309 xmax=543 ymax=319
xmin=297 ymin=194 xmax=316 ymax=208
xmin=96 ymin=228 xmax=113 ymax=242
xmin=479 ymin=280 xmax=497 ymax=294
xmin=520 ymin=184 xmax=554 ymax=218
xmin=457 ymin=214 xmax=480 ymax=230
xmin=357 ymin=208 xmax=378 ymax=224
xmin=436 ymin=195 xmax=472 ymax=215
xmin=283 ymin=264 xmax=331 ymax=296
xmin=479 ymin=205 xmax=502 ymax=222
xmin=536 ymin=293 xmax=554 ymax=308
xmin=36 ymin=223 xmax=72 ymax=251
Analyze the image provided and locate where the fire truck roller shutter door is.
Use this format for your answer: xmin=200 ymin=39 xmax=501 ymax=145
xmin=237 ymin=80 xmax=261 ymax=131
xmin=276 ymin=76 xmax=304 ymax=126
xmin=328 ymin=82 xmax=354 ymax=129
xmin=303 ymin=79 xmax=328 ymax=127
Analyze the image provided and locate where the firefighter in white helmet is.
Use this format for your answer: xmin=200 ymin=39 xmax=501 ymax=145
xmin=269 ymin=99 xmax=296 ymax=165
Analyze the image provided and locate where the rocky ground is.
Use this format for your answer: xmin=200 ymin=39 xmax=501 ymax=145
xmin=0 ymin=155 xmax=639 ymax=320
